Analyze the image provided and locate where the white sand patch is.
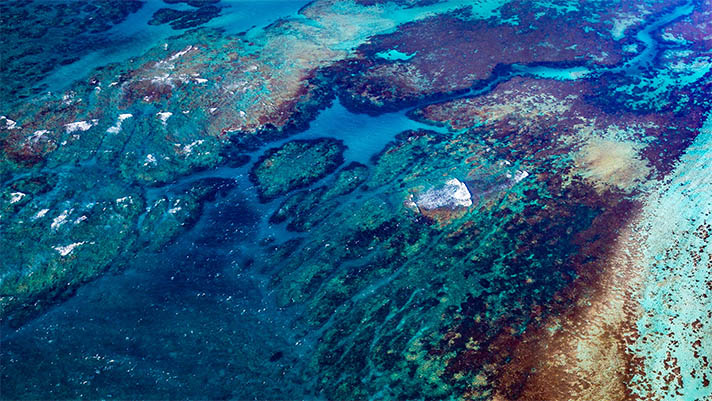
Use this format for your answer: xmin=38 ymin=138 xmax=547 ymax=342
xmin=29 ymin=130 xmax=50 ymax=143
xmin=144 ymin=154 xmax=157 ymax=166
xmin=54 ymin=242 xmax=85 ymax=256
xmin=62 ymin=92 xmax=75 ymax=105
xmin=156 ymin=111 xmax=173 ymax=125
xmin=106 ymin=113 xmax=133 ymax=134
xmin=168 ymin=199 xmax=181 ymax=214
xmin=513 ymin=170 xmax=530 ymax=183
xmin=181 ymin=140 xmax=204 ymax=155
xmin=1 ymin=116 xmax=18 ymax=129
xmin=51 ymin=209 xmax=73 ymax=230
xmin=9 ymin=192 xmax=25 ymax=204
xmin=151 ymin=72 xmax=175 ymax=86
xmin=169 ymin=45 xmax=193 ymax=61
xmin=34 ymin=208 xmax=49 ymax=219
xmin=65 ymin=120 xmax=98 ymax=133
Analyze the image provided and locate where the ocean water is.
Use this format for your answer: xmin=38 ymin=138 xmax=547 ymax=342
xmin=2 ymin=2 xmax=312 ymax=398
xmin=0 ymin=97 xmax=445 ymax=399
xmin=41 ymin=0 xmax=311 ymax=94
xmin=205 ymin=0 xmax=312 ymax=35
xmin=2 ymin=1 xmax=708 ymax=399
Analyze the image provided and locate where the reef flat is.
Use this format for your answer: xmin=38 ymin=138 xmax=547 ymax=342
xmin=1 ymin=0 xmax=710 ymax=400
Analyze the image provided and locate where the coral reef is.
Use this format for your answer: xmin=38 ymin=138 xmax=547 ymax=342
xmin=331 ymin=0 xmax=685 ymax=112
xmin=1 ymin=0 xmax=710 ymax=399
xmin=148 ymin=5 xmax=222 ymax=30
xmin=270 ymin=161 xmax=369 ymax=231
xmin=0 ymin=173 xmax=235 ymax=326
xmin=250 ymin=138 xmax=346 ymax=202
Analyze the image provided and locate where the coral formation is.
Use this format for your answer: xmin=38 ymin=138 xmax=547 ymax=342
xmin=250 ymin=138 xmax=346 ymax=202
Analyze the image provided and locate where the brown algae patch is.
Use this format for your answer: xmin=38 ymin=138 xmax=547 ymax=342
xmin=492 ymin=218 xmax=646 ymax=401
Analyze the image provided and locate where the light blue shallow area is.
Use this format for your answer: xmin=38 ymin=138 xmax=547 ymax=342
xmin=204 ymin=0 xmax=312 ymax=34
xmin=375 ymin=49 xmax=417 ymax=61
xmin=290 ymin=101 xmax=446 ymax=165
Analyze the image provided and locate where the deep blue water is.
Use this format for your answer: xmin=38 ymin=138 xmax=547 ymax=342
xmin=0 ymin=99 xmax=438 ymax=399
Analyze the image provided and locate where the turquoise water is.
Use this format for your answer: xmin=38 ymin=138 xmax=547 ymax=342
xmin=511 ymin=64 xmax=591 ymax=80
xmin=375 ymin=49 xmax=417 ymax=61
xmin=609 ymin=0 xmax=695 ymax=74
xmin=205 ymin=0 xmax=312 ymax=35
xmin=288 ymin=101 xmax=447 ymax=165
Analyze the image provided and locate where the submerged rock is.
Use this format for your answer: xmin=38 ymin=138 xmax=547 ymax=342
xmin=405 ymin=178 xmax=473 ymax=224
xmin=415 ymin=178 xmax=472 ymax=210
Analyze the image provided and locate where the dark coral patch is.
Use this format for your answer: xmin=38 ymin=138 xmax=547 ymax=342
xmin=250 ymin=138 xmax=346 ymax=202
xmin=148 ymin=6 xmax=222 ymax=30
xmin=0 ymin=0 xmax=143 ymax=100
xmin=414 ymin=77 xmax=709 ymax=181
xmin=270 ymin=162 xmax=368 ymax=231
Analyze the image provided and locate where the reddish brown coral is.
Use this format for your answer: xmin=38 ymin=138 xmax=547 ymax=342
xmin=415 ymin=77 xmax=708 ymax=180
